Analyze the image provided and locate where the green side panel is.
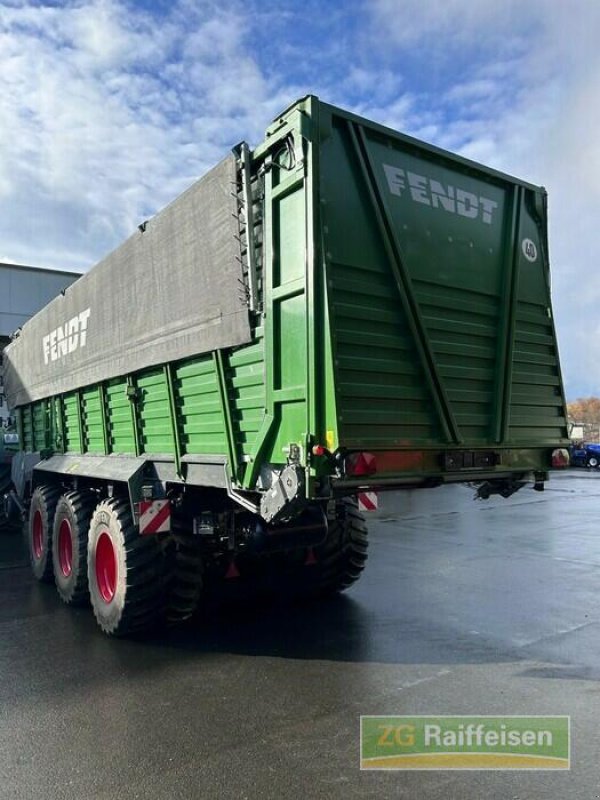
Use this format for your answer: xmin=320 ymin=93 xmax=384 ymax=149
xmin=173 ymin=356 xmax=227 ymax=456
xmin=227 ymin=331 xmax=266 ymax=459
xmin=105 ymin=378 xmax=136 ymax=454
xmin=81 ymin=386 xmax=105 ymax=454
xmin=137 ymin=368 xmax=175 ymax=455
xmin=63 ymin=393 xmax=82 ymax=453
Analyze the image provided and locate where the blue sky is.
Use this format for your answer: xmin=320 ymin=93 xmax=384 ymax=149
xmin=1 ymin=0 xmax=599 ymax=399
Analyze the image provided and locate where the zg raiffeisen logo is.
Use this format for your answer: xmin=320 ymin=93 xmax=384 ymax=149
xmin=360 ymin=716 xmax=570 ymax=770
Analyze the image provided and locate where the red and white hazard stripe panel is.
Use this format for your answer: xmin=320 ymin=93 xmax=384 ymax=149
xmin=358 ymin=492 xmax=378 ymax=512
xmin=138 ymin=500 xmax=171 ymax=535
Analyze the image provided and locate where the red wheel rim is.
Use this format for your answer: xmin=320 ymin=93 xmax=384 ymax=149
xmin=95 ymin=531 xmax=117 ymax=603
xmin=32 ymin=510 xmax=44 ymax=560
xmin=58 ymin=519 xmax=73 ymax=577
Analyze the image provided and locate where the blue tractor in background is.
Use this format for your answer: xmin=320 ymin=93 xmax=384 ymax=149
xmin=570 ymin=442 xmax=600 ymax=469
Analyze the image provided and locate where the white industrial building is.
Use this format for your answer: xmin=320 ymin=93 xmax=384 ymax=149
xmin=0 ymin=263 xmax=81 ymax=426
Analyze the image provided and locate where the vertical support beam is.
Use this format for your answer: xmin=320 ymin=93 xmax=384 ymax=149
xmin=76 ymin=390 xmax=85 ymax=454
xmin=127 ymin=376 xmax=141 ymax=457
xmin=55 ymin=396 xmax=66 ymax=453
xmin=244 ymin=153 xmax=277 ymax=489
xmin=98 ymin=383 xmax=110 ymax=455
xmin=303 ymin=96 xmax=319 ymax=497
xmin=213 ymin=351 xmax=238 ymax=483
xmin=43 ymin=398 xmax=51 ymax=451
xmin=242 ymin=119 xmax=312 ymax=490
xmin=263 ymin=152 xmax=276 ymax=440
xmin=493 ymin=185 xmax=522 ymax=443
xmin=28 ymin=405 xmax=34 ymax=451
xmin=240 ymin=142 xmax=258 ymax=312
xmin=163 ymin=363 xmax=182 ymax=478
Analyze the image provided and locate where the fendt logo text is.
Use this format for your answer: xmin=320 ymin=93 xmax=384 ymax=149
xmin=383 ymin=164 xmax=499 ymax=225
xmin=42 ymin=308 xmax=91 ymax=365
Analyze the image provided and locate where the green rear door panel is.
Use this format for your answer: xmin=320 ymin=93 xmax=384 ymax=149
xmin=318 ymin=104 xmax=567 ymax=449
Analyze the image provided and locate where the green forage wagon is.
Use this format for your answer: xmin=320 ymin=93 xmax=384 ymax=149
xmin=3 ymin=96 xmax=569 ymax=635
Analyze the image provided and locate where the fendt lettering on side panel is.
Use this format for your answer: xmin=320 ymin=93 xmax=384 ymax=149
xmin=42 ymin=308 xmax=91 ymax=365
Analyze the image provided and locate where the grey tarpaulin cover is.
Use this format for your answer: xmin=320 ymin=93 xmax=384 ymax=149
xmin=3 ymin=155 xmax=251 ymax=408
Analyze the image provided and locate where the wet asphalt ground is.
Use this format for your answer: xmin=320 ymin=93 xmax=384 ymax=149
xmin=1 ymin=469 xmax=600 ymax=799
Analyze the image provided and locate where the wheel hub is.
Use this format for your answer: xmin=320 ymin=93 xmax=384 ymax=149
xmin=58 ymin=519 xmax=73 ymax=577
xmin=32 ymin=510 xmax=44 ymax=560
xmin=95 ymin=531 xmax=117 ymax=603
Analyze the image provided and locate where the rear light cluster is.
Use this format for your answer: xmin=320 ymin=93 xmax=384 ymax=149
xmin=345 ymin=452 xmax=377 ymax=477
xmin=332 ymin=447 xmax=569 ymax=476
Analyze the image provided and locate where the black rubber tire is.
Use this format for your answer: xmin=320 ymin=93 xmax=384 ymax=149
xmin=314 ymin=498 xmax=369 ymax=594
xmin=587 ymin=456 xmax=599 ymax=469
xmin=26 ymin=485 xmax=60 ymax=582
xmin=87 ymin=498 xmax=166 ymax=636
xmin=165 ymin=531 xmax=204 ymax=624
xmin=52 ymin=491 xmax=95 ymax=606
xmin=265 ymin=499 xmax=369 ymax=599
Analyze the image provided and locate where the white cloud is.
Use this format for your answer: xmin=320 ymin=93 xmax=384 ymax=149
xmin=0 ymin=0 xmax=289 ymax=272
xmin=372 ymin=0 xmax=533 ymax=45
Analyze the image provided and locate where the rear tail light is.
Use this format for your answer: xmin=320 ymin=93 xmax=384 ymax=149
xmin=345 ymin=451 xmax=377 ymax=477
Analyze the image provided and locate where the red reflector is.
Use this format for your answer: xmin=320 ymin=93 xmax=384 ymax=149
xmin=552 ymin=448 xmax=570 ymax=468
xmin=346 ymin=451 xmax=377 ymax=476
xmin=312 ymin=444 xmax=327 ymax=457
